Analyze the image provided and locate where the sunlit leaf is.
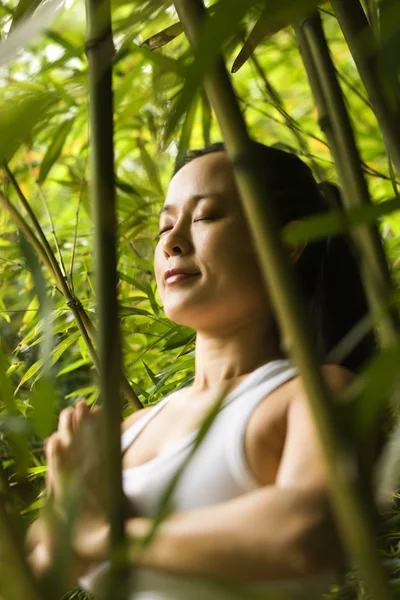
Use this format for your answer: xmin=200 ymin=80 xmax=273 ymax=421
xmin=10 ymin=0 xmax=44 ymax=30
xmin=30 ymin=376 xmax=56 ymax=438
xmin=0 ymin=91 xmax=55 ymax=163
xmin=38 ymin=118 xmax=74 ymax=184
xmin=0 ymin=0 xmax=65 ymax=67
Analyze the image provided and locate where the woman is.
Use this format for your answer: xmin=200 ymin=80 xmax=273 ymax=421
xmin=27 ymin=142 xmax=377 ymax=599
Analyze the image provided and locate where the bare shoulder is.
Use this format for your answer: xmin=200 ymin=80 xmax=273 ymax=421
xmin=121 ymin=405 xmax=152 ymax=434
xmin=275 ymin=363 xmax=355 ymax=489
xmin=286 ymin=363 xmax=354 ymax=403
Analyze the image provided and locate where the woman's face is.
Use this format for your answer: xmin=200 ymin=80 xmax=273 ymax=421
xmin=154 ymin=151 xmax=272 ymax=332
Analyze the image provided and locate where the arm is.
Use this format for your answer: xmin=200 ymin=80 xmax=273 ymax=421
xmin=78 ymin=366 xmax=350 ymax=583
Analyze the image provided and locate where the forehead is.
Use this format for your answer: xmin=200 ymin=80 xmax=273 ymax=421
xmin=163 ymin=151 xmax=239 ymax=211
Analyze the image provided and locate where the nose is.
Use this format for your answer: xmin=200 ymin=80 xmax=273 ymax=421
xmin=162 ymin=229 xmax=191 ymax=257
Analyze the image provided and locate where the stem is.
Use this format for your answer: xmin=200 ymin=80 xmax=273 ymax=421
xmin=331 ymin=0 xmax=400 ymax=174
xmin=295 ymin=13 xmax=400 ymax=351
xmin=26 ymin=159 xmax=68 ymax=279
xmin=4 ymin=166 xmax=141 ymax=410
xmin=84 ymin=0 xmax=129 ymax=596
xmin=0 ymin=191 xmax=56 ymax=279
xmin=173 ymin=1 xmax=393 ymax=598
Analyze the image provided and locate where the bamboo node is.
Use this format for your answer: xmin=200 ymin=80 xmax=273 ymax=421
xmin=66 ymin=297 xmax=83 ymax=310
xmin=84 ymin=32 xmax=115 ymax=58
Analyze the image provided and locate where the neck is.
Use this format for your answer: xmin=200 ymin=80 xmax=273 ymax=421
xmin=193 ymin=317 xmax=284 ymax=393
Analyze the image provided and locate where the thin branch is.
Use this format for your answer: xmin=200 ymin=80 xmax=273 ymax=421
xmin=295 ymin=13 xmax=400 ymax=351
xmin=3 ymin=165 xmax=141 ymax=410
xmin=331 ymin=0 xmax=400 ymax=174
xmin=0 ymin=190 xmax=58 ymax=282
xmin=26 ymin=158 xmax=68 ymax=279
xmin=173 ymin=1 xmax=393 ymax=598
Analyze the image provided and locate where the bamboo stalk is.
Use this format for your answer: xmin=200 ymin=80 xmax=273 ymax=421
xmin=331 ymin=0 xmax=400 ymax=175
xmin=3 ymin=167 xmax=142 ymax=410
xmin=173 ymin=1 xmax=393 ymax=598
xmin=84 ymin=0 xmax=129 ymax=596
xmin=295 ymin=13 xmax=400 ymax=351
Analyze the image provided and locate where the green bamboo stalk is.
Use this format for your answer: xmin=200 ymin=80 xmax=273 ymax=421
xmin=331 ymin=0 xmax=400 ymax=175
xmin=173 ymin=1 xmax=393 ymax=598
xmin=84 ymin=0 xmax=129 ymax=596
xmin=3 ymin=166 xmax=142 ymax=410
xmin=295 ymin=13 xmax=400 ymax=352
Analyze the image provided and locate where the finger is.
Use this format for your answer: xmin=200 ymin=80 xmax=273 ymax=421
xmin=57 ymin=409 xmax=74 ymax=444
xmin=73 ymin=400 xmax=89 ymax=430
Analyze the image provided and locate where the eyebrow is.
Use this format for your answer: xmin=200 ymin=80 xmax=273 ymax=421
xmin=158 ymin=194 xmax=224 ymax=218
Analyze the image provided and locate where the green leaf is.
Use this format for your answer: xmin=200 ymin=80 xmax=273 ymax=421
xmin=30 ymin=376 xmax=56 ymax=438
xmin=57 ymin=358 xmax=91 ymax=376
xmin=163 ymin=330 xmax=196 ymax=351
xmin=0 ymin=346 xmax=30 ymax=475
xmin=143 ymin=360 xmax=160 ymax=386
xmin=175 ymin=92 xmax=199 ymax=167
xmin=10 ymin=0 xmax=43 ymax=30
xmin=0 ymin=91 xmax=55 ymax=162
xmin=345 ymin=343 xmax=400 ymax=438
xmin=17 ymin=330 xmax=80 ymax=391
xmin=164 ymin=0 xmax=254 ymax=143
xmin=38 ymin=118 xmax=74 ymax=184
xmin=282 ymin=197 xmax=400 ymax=246
xmin=137 ymin=138 xmax=164 ymax=196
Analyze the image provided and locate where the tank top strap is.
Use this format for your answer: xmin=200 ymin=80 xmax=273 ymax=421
xmin=121 ymin=394 xmax=173 ymax=455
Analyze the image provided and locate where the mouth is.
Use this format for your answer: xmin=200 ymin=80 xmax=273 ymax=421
xmin=165 ymin=273 xmax=200 ymax=285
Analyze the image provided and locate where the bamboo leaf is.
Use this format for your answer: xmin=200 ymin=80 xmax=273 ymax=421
xmin=232 ymin=7 xmax=284 ymax=74
xmin=57 ymin=358 xmax=91 ymax=376
xmin=140 ymin=4 xmax=218 ymax=50
xmin=38 ymin=118 xmax=74 ymax=184
xmin=10 ymin=0 xmax=44 ymax=30
xmin=0 ymin=346 xmax=30 ymax=475
xmin=0 ymin=0 xmax=65 ymax=67
xmin=175 ymin=92 xmax=199 ymax=166
xmin=142 ymin=360 xmax=159 ymax=386
xmin=16 ymin=358 xmax=44 ymax=391
xmin=282 ymin=197 xmax=400 ymax=246
xmin=232 ymin=0 xmax=321 ymax=73
xmin=164 ymin=0 xmax=256 ymax=143
xmin=16 ymin=330 xmax=80 ymax=391
xmin=201 ymin=92 xmax=212 ymax=147
xmin=118 ymin=306 xmax=153 ymax=317
xmin=30 ymin=376 xmax=56 ymax=438
xmin=163 ymin=330 xmax=196 ymax=350
xmin=141 ymin=20 xmax=184 ymax=50
xmin=0 ymin=91 xmax=55 ymax=163
xmin=137 ymin=138 xmax=164 ymax=196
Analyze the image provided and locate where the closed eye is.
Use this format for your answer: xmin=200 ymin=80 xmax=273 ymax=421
xmin=158 ymin=216 xmax=219 ymax=237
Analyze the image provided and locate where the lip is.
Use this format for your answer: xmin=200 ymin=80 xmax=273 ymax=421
xmin=164 ymin=268 xmax=200 ymax=284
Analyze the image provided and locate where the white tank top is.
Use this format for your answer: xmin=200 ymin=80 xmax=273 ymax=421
xmin=78 ymin=359 xmax=335 ymax=599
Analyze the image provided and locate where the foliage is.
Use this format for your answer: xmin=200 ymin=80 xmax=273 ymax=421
xmin=1 ymin=0 xmax=400 ymax=598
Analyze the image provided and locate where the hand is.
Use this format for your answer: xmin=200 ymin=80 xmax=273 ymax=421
xmin=44 ymin=400 xmax=112 ymax=560
xmin=45 ymin=400 xmax=106 ymax=521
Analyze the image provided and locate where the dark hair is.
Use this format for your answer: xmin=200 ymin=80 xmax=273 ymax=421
xmin=175 ymin=141 xmax=377 ymax=374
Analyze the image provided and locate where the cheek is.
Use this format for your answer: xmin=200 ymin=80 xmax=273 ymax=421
xmin=153 ymin=244 xmax=165 ymax=292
